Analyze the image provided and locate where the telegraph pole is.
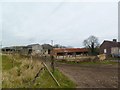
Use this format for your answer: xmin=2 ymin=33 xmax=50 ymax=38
xmin=51 ymin=40 xmax=53 ymax=46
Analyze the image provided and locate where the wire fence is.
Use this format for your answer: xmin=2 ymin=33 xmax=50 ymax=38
xmin=27 ymin=55 xmax=60 ymax=87
xmin=30 ymin=55 xmax=54 ymax=72
xmin=2 ymin=53 xmax=60 ymax=87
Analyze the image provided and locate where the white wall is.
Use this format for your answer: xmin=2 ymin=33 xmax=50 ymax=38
xmin=111 ymin=47 xmax=120 ymax=55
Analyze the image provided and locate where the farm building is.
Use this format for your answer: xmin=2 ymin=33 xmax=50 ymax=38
xmin=41 ymin=44 xmax=53 ymax=55
xmin=2 ymin=46 xmax=25 ymax=54
xmin=19 ymin=46 xmax=32 ymax=55
xmin=2 ymin=47 xmax=15 ymax=54
xmin=100 ymin=39 xmax=120 ymax=57
xmin=27 ymin=44 xmax=43 ymax=55
xmin=1 ymin=44 xmax=53 ymax=56
xmin=26 ymin=44 xmax=53 ymax=56
xmin=52 ymin=48 xmax=89 ymax=56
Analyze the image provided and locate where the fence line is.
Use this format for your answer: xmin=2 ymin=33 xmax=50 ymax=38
xmin=42 ymin=62 xmax=60 ymax=86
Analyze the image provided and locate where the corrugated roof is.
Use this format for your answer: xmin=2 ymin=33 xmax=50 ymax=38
xmin=27 ymin=44 xmax=40 ymax=47
xmin=53 ymin=48 xmax=88 ymax=53
xmin=42 ymin=44 xmax=53 ymax=50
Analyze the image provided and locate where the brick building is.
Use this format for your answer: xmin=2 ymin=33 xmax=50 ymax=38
xmin=100 ymin=39 xmax=120 ymax=57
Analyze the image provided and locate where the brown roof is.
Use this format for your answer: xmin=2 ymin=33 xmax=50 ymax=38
xmin=100 ymin=40 xmax=120 ymax=47
xmin=53 ymin=48 xmax=88 ymax=53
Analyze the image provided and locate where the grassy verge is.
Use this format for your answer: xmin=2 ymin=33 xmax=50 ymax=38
xmin=0 ymin=54 xmax=2 ymax=89
xmin=34 ymin=69 xmax=76 ymax=88
xmin=57 ymin=60 xmax=118 ymax=65
xmin=107 ymin=57 xmax=120 ymax=60
xmin=2 ymin=54 xmax=76 ymax=88
xmin=54 ymin=69 xmax=76 ymax=88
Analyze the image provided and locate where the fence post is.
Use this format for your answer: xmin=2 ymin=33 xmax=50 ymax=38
xmin=51 ymin=55 xmax=54 ymax=73
xmin=42 ymin=62 xmax=60 ymax=86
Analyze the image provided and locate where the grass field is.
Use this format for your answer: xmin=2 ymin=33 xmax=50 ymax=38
xmin=2 ymin=55 xmax=21 ymax=70
xmin=2 ymin=54 xmax=76 ymax=88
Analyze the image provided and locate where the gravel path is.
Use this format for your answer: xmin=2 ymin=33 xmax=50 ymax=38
xmin=56 ymin=63 xmax=118 ymax=88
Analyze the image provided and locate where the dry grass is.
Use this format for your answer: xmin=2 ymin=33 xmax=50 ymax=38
xmin=2 ymin=54 xmax=76 ymax=88
xmin=2 ymin=55 xmax=43 ymax=88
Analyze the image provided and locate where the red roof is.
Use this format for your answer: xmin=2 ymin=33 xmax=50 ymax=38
xmin=53 ymin=48 xmax=88 ymax=53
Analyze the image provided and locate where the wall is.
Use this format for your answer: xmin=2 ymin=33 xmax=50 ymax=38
xmin=111 ymin=47 xmax=120 ymax=56
xmin=99 ymin=42 xmax=111 ymax=56
xmin=32 ymin=45 xmax=43 ymax=55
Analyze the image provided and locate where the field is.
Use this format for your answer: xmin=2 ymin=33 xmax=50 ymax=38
xmin=1 ymin=54 xmax=75 ymax=88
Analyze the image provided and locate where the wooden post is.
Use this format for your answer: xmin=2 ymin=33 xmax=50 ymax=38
xmin=74 ymin=52 xmax=76 ymax=59
xmin=42 ymin=62 xmax=60 ymax=86
xmin=51 ymin=55 xmax=54 ymax=73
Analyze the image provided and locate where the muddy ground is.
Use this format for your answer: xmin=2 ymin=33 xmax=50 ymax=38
xmin=56 ymin=62 xmax=118 ymax=88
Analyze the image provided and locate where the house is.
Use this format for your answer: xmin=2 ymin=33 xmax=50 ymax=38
xmin=100 ymin=39 xmax=120 ymax=57
xmin=52 ymin=48 xmax=89 ymax=56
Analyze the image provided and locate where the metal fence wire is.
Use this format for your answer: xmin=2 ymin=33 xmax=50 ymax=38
xmin=30 ymin=55 xmax=60 ymax=87
xmin=31 ymin=55 xmax=54 ymax=71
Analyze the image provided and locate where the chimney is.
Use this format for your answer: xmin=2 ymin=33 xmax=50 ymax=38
xmin=113 ymin=39 xmax=117 ymax=42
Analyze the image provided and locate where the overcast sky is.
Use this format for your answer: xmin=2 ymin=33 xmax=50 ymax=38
xmin=1 ymin=0 xmax=118 ymax=48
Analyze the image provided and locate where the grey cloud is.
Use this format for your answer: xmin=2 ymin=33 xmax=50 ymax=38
xmin=2 ymin=2 xmax=118 ymax=47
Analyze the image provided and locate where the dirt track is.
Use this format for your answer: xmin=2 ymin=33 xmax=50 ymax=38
xmin=56 ymin=63 xmax=118 ymax=88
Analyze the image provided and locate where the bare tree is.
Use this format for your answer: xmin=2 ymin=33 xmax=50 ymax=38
xmin=83 ymin=35 xmax=99 ymax=55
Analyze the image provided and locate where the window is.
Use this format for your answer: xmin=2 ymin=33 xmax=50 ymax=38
xmin=104 ymin=49 xmax=107 ymax=53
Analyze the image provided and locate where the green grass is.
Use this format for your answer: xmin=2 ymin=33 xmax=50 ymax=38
xmin=57 ymin=60 xmax=118 ymax=65
xmin=53 ymin=69 xmax=76 ymax=88
xmin=34 ymin=69 xmax=76 ymax=88
xmin=107 ymin=57 xmax=120 ymax=60
xmin=2 ymin=55 xmax=21 ymax=70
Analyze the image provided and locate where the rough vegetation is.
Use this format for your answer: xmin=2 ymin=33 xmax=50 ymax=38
xmin=2 ymin=54 xmax=75 ymax=88
xmin=2 ymin=55 xmax=43 ymax=88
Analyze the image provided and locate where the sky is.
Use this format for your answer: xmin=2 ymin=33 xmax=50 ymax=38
xmin=1 ymin=0 xmax=118 ymax=48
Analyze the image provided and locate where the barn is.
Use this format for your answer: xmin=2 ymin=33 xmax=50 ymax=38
xmin=52 ymin=48 xmax=89 ymax=56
